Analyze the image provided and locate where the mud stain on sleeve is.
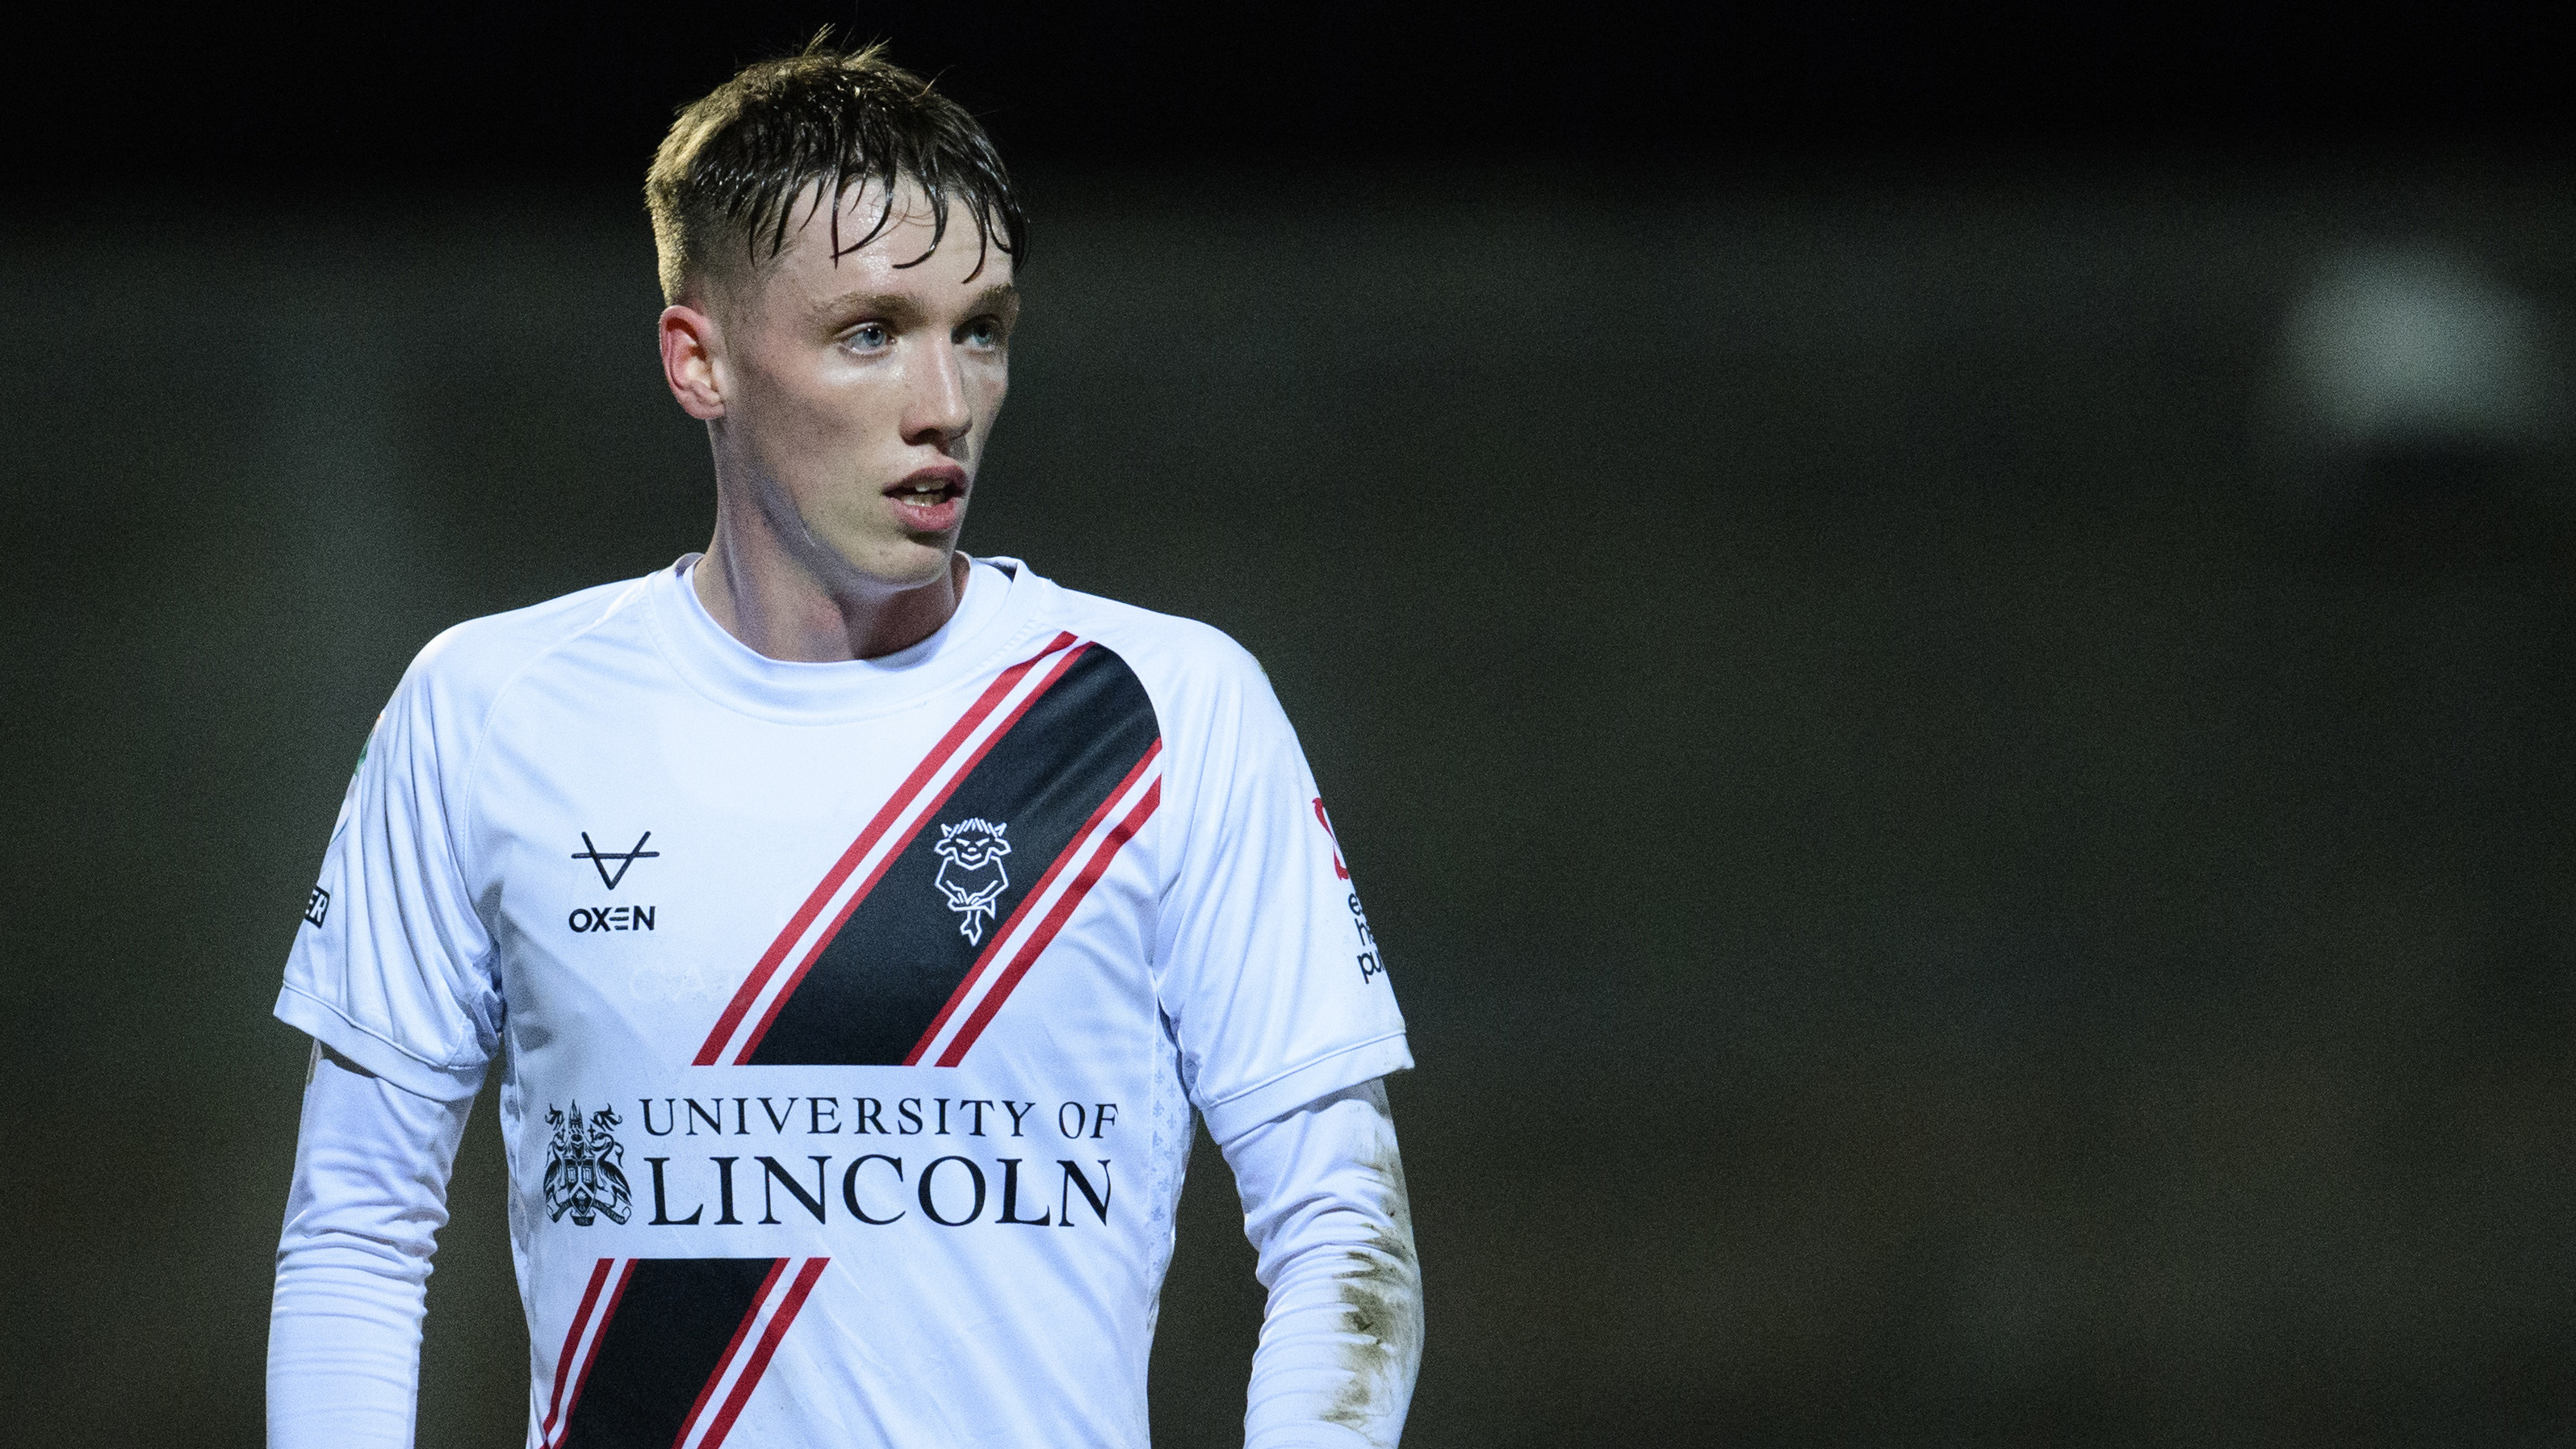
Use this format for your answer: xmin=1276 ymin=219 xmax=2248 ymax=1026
xmin=1322 ymin=1121 xmax=1423 ymax=1444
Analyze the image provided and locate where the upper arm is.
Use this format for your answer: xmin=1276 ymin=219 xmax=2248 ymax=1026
xmin=1150 ymin=645 xmax=1413 ymax=1145
xmin=276 ymin=651 xmax=503 ymax=1104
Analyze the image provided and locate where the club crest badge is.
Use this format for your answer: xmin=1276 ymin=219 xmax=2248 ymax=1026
xmin=933 ymin=817 xmax=1012 ymax=945
xmin=542 ymin=1101 xmax=633 ymax=1226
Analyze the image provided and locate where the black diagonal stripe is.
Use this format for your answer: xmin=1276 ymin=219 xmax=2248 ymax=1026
xmin=749 ymin=645 xmax=1160 ymax=1066
xmin=562 ymin=1257 xmax=779 ymax=1449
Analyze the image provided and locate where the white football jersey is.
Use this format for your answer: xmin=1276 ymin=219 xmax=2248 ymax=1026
xmin=276 ymin=556 xmax=1410 ymax=1449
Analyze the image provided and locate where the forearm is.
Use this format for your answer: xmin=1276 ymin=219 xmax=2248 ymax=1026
xmin=267 ymin=1045 xmax=469 ymax=1449
xmin=1223 ymin=1078 xmax=1422 ymax=1449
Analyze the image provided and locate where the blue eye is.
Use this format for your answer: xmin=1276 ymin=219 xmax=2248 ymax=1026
xmin=961 ymin=317 xmax=1002 ymax=348
xmin=845 ymin=323 xmax=890 ymax=351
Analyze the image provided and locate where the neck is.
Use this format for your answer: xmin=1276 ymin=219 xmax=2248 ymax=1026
xmin=691 ymin=516 xmax=970 ymax=664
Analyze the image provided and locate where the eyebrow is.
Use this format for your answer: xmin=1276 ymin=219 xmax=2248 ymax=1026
xmin=815 ymin=283 xmax=1020 ymax=325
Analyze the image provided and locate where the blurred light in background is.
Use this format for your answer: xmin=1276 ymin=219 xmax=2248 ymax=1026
xmin=2274 ymin=247 xmax=2568 ymax=549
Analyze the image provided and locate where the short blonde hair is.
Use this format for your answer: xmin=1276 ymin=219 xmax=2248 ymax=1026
xmin=645 ymin=40 xmax=1024 ymax=307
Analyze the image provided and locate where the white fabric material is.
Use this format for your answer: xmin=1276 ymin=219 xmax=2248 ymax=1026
xmin=272 ymin=555 xmax=1412 ymax=1447
xmin=266 ymin=1062 xmax=1419 ymax=1448
xmin=268 ymin=1047 xmax=471 ymax=1449
xmin=1230 ymin=1080 xmax=1423 ymax=1449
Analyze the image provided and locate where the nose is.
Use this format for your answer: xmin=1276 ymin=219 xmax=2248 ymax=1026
xmin=903 ymin=341 xmax=973 ymax=450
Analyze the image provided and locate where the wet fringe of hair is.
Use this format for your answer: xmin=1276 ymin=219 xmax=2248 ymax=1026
xmin=653 ymin=33 xmax=1024 ymax=297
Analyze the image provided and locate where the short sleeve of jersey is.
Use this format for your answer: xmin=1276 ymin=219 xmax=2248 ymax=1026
xmin=1153 ymin=647 xmax=1410 ymax=1145
xmin=275 ymin=638 xmax=501 ymax=1102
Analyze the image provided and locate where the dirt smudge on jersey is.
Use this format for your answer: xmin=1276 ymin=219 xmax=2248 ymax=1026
xmin=1322 ymin=1100 xmax=1422 ymax=1443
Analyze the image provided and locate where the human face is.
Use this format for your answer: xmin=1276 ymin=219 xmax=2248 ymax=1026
xmin=668 ymin=180 xmax=1018 ymax=594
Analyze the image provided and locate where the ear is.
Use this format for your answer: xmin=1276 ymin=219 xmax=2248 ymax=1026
xmin=659 ymin=304 xmax=727 ymax=421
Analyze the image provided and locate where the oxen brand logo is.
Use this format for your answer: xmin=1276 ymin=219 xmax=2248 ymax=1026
xmin=572 ymin=831 xmax=659 ymax=890
xmin=544 ymin=1102 xmax=633 ymax=1226
xmin=933 ymin=818 xmax=1012 ymax=944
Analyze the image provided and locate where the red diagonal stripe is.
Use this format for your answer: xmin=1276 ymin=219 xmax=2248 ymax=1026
xmin=538 ymin=1257 xmax=616 ymax=1442
xmin=905 ymin=741 xmax=1162 ymax=1066
xmin=729 ymin=642 xmax=1095 ymax=1063
xmin=699 ymin=1258 xmax=830 ymax=1449
xmin=694 ymin=632 xmax=1079 ymax=1065
xmin=546 ymin=1258 xmax=635 ymax=1448
xmin=668 ymin=1257 xmax=788 ymax=1449
xmin=937 ymin=779 xmax=1161 ymax=1066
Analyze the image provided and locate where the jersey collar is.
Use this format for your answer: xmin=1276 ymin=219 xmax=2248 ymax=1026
xmin=643 ymin=553 xmax=1053 ymax=725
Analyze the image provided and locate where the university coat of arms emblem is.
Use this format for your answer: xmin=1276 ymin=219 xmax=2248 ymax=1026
xmin=932 ymin=817 xmax=1012 ymax=945
xmin=542 ymin=1101 xmax=633 ymax=1226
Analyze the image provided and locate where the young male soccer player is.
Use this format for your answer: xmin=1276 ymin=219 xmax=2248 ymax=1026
xmin=264 ymin=44 xmax=1421 ymax=1448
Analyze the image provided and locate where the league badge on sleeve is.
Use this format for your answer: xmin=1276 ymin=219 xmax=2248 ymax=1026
xmin=1312 ymin=798 xmax=1351 ymax=880
xmin=934 ymin=818 xmax=1012 ymax=944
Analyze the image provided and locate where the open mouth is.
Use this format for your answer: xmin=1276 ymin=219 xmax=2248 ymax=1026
xmin=886 ymin=467 xmax=969 ymax=526
xmin=890 ymin=477 xmax=963 ymax=505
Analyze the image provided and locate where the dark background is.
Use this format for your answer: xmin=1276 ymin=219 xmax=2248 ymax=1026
xmin=7 ymin=3 xmax=2576 ymax=1445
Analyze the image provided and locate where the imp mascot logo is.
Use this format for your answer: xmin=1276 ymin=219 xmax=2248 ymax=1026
xmin=542 ymin=1102 xmax=633 ymax=1226
xmin=933 ymin=817 xmax=1012 ymax=944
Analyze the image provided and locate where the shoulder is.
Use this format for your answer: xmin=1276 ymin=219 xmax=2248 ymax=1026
xmin=388 ymin=572 xmax=658 ymax=735
xmin=1037 ymin=578 xmax=1275 ymax=722
xmin=1021 ymin=575 xmax=1313 ymax=815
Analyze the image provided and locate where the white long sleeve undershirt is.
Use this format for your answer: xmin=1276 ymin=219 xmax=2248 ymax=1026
xmin=266 ymin=1049 xmax=1421 ymax=1448
xmin=1223 ymin=1078 xmax=1423 ymax=1449
xmin=266 ymin=1045 xmax=467 ymax=1449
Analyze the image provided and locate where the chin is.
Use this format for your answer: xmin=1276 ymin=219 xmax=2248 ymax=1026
xmin=831 ymin=534 xmax=957 ymax=590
